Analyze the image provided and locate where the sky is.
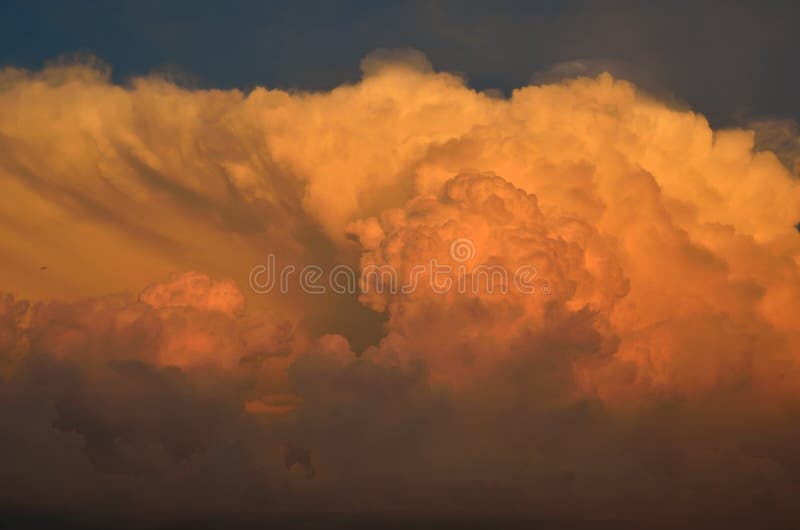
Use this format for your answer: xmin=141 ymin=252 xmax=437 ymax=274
xmin=3 ymin=1 xmax=800 ymax=124
xmin=1 ymin=2 xmax=800 ymax=529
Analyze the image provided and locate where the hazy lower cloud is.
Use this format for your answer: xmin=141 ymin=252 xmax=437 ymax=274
xmin=1 ymin=50 xmax=800 ymax=528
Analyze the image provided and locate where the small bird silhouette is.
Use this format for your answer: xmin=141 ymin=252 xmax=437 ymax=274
xmin=40 ymin=266 xmax=48 ymax=270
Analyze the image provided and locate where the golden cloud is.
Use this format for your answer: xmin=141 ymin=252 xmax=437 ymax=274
xmin=1 ymin=50 xmax=799 ymax=527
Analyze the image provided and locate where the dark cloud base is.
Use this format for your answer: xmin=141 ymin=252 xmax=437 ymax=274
xmin=0 ymin=508 xmax=633 ymax=530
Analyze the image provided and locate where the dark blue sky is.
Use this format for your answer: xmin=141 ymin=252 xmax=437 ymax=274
xmin=2 ymin=1 xmax=799 ymax=125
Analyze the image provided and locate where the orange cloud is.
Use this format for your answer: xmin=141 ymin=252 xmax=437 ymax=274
xmin=1 ymin=50 xmax=800 ymax=527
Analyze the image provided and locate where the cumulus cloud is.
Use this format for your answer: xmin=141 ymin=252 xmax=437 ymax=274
xmin=1 ymin=50 xmax=800 ymax=528
xmin=348 ymin=172 xmax=625 ymax=391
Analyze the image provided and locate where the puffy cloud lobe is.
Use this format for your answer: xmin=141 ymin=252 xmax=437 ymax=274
xmin=13 ymin=272 xmax=294 ymax=371
xmin=349 ymin=172 xmax=625 ymax=389
xmin=139 ymin=271 xmax=245 ymax=315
